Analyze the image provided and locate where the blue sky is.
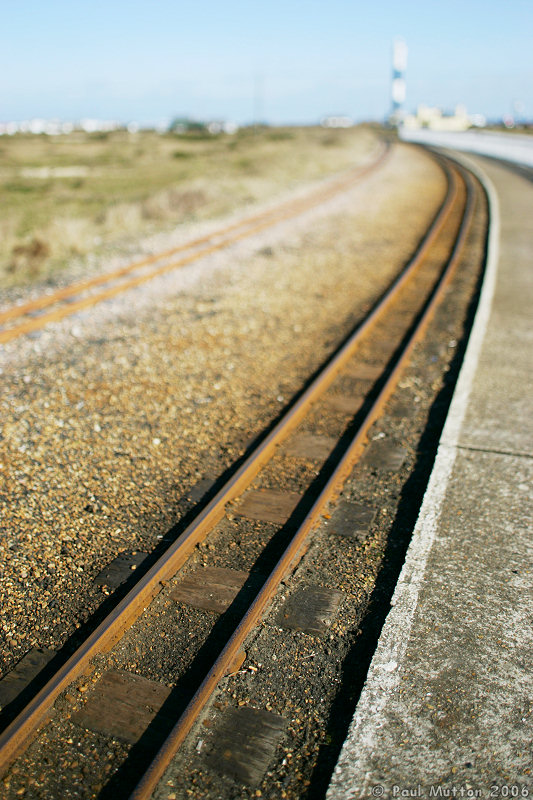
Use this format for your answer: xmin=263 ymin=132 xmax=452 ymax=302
xmin=1 ymin=0 xmax=532 ymax=125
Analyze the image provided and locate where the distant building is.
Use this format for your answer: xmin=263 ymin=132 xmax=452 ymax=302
xmin=207 ymin=120 xmax=239 ymax=135
xmin=320 ymin=116 xmax=354 ymax=128
xmin=402 ymin=104 xmax=485 ymax=132
xmin=0 ymin=119 xmax=75 ymax=135
xmin=0 ymin=118 xmax=121 ymax=136
xmin=79 ymin=119 xmax=120 ymax=133
xmin=168 ymin=117 xmax=238 ymax=135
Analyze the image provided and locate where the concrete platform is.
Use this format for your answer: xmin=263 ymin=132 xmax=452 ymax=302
xmin=327 ymin=156 xmax=533 ymax=798
xmin=400 ymin=128 xmax=533 ymax=168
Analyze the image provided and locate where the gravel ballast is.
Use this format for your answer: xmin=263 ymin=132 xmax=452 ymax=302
xmin=0 ymin=141 xmax=445 ymax=684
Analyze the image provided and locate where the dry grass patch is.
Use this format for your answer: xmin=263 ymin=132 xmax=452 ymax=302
xmin=0 ymin=125 xmax=382 ymax=289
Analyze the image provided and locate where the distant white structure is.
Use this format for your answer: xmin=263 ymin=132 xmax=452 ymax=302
xmin=402 ymin=104 xmax=486 ymax=132
xmin=79 ymin=119 xmax=120 ymax=133
xmin=390 ymin=38 xmax=408 ymax=124
xmin=0 ymin=118 xmax=75 ymax=136
xmin=320 ymin=116 xmax=354 ymax=128
xmin=0 ymin=118 xmax=121 ymax=136
xmin=207 ymin=120 xmax=239 ymax=135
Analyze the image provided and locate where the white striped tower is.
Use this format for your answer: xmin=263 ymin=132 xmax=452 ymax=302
xmin=390 ymin=38 xmax=407 ymax=125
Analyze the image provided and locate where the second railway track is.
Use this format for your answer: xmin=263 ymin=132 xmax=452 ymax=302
xmin=0 ymin=150 xmax=490 ymax=799
xmin=0 ymin=145 xmax=389 ymax=345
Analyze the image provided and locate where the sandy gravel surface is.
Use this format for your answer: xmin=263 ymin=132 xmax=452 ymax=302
xmin=0 ymin=141 xmax=445 ymax=679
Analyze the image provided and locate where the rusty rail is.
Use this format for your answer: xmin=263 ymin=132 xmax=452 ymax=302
xmin=0 ymin=155 xmax=467 ymax=788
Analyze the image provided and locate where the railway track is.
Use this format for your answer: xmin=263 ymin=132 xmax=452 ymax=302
xmin=0 ymin=144 xmax=389 ymax=345
xmin=0 ymin=152 xmax=489 ymax=800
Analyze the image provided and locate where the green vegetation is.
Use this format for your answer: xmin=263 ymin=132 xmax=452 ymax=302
xmin=0 ymin=125 xmax=378 ymax=288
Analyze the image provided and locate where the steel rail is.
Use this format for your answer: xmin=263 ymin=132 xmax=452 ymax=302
xmin=0 ymin=145 xmax=390 ymax=344
xmin=130 ymin=163 xmax=477 ymax=800
xmin=0 ymin=155 xmax=459 ymax=779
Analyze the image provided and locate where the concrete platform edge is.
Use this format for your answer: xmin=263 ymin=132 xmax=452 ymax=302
xmin=326 ymin=155 xmax=501 ymax=799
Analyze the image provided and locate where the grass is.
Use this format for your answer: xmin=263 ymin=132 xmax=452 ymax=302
xmin=0 ymin=125 xmax=380 ymax=289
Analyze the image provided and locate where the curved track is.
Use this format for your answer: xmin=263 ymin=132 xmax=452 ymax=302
xmin=0 ymin=153 xmax=487 ymax=800
xmin=130 ymin=158 xmax=476 ymax=800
